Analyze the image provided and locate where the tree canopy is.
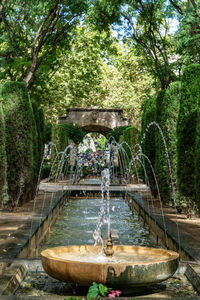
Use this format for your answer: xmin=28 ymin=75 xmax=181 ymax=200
xmin=1 ymin=0 xmax=200 ymax=125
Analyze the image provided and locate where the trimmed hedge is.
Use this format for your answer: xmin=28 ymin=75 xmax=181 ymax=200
xmin=195 ymin=108 xmax=200 ymax=212
xmin=141 ymin=97 xmax=157 ymax=195
xmin=0 ymin=104 xmax=9 ymax=207
xmin=32 ymin=103 xmax=45 ymax=172
xmin=66 ymin=123 xmax=86 ymax=145
xmin=154 ymin=90 xmax=168 ymax=202
xmin=107 ymin=126 xmax=129 ymax=143
xmin=51 ymin=123 xmax=70 ymax=179
xmin=155 ymin=83 xmax=181 ymax=204
xmin=44 ymin=123 xmax=52 ymax=144
xmin=121 ymin=126 xmax=139 ymax=158
xmin=1 ymin=81 xmax=37 ymax=206
xmin=177 ymin=65 xmax=200 ymax=205
xmin=51 ymin=123 xmax=70 ymax=158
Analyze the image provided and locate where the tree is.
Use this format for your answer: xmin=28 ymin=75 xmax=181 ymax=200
xmin=175 ymin=0 xmax=200 ymax=65
xmin=89 ymin=0 xmax=179 ymax=89
xmin=100 ymin=42 xmax=155 ymax=126
xmin=39 ymin=26 xmax=155 ymax=125
xmin=39 ymin=24 xmax=107 ymax=119
xmin=0 ymin=0 xmax=89 ymax=91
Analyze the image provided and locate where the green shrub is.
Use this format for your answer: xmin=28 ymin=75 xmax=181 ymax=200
xmin=107 ymin=126 xmax=129 ymax=143
xmin=0 ymin=104 xmax=9 ymax=207
xmin=196 ymin=112 xmax=200 ymax=212
xmin=140 ymin=97 xmax=157 ymax=195
xmin=41 ymin=161 xmax=51 ymax=179
xmin=123 ymin=126 xmax=139 ymax=155
xmin=32 ymin=103 xmax=45 ymax=172
xmin=51 ymin=123 xmax=69 ymax=158
xmin=51 ymin=123 xmax=71 ymax=179
xmin=44 ymin=123 xmax=52 ymax=144
xmin=177 ymin=65 xmax=200 ymax=207
xmin=66 ymin=123 xmax=86 ymax=144
xmin=1 ymin=81 xmax=37 ymax=206
xmin=155 ymin=83 xmax=181 ymax=204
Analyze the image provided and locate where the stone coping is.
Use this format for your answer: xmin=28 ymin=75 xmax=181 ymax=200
xmin=127 ymin=192 xmax=200 ymax=263
xmin=0 ymin=191 xmax=66 ymax=261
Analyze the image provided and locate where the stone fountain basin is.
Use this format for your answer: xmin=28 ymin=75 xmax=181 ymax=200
xmin=41 ymin=245 xmax=179 ymax=287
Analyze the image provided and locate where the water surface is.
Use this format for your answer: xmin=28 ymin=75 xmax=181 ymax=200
xmin=40 ymin=196 xmax=157 ymax=251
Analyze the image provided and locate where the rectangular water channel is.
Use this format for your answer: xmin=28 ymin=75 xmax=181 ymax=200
xmin=15 ymin=194 xmax=198 ymax=299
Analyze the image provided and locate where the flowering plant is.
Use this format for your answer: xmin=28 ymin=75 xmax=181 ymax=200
xmin=87 ymin=282 xmax=121 ymax=300
xmin=108 ymin=289 xmax=121 ymax=298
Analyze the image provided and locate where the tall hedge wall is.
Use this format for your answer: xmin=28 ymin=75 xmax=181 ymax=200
xmin=195 ymin=108 xmax=200 ymax=212
xmin=155 ymin=82 xmax=181 ymax=204
xmin=177 ymin=65 xmax=200 ymax=205
xmin=154 ymin=90 xmax=167 ymax=201
xmin=141 ymin=97 xmax=157 ymax=195
xmin=107 ymin=126 xmax=129 ymax=143
xmin=32 ymin=103 xmax=45 ymax=172
xmin=51 ymin=123 xmax=70 ymax=160
xmin=121 ymin=126 xmax=139 ymax=158
xmin=0 ymin=104 xmax=9 ymax=207
xmin=1 ymin=82 xmax=37 ymax=206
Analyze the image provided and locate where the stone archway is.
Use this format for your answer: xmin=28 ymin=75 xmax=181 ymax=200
xmin=59 ymin=108 xmax=130 ymax=134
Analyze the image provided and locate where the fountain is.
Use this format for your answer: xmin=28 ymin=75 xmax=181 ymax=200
xmin=41 ymin=165 xmax=179 ymax=287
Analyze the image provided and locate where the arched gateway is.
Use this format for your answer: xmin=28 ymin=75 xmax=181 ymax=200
xmin=59 ymin=108 xmax=130 ymax=134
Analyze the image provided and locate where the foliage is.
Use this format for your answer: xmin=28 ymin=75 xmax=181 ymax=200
xmin=107 ymin=126 xmax=129 ymax=143
xmin=177 ymin=65 xmax=200 ymax=207
xmin=32 ymin=103 xmax=45 ymax=181
xmin=176 ymin=1 xmax=200 ymax=65
xmin=41 ymin=160 xmax=51 ymax=180
xmin=100 ymin=42 xmax=155 ymax=127
xmin=51 ymin=123 xmax=85 ymax=177
xmin=196 ymin=100 xmax=200 ymax=213
xmin=0 ymin=81 xmax=37 ymax=206
xmin=155 ymin=83 xmax=181 ymax=204
xmin=90 ymin=0 xmax=178 ymax=89
xmin=123 ymin=126 xmax=139 ymax=151
xmin=51 ymin=123 xmax=69 ymax=157
xmin=44 ymin=123 xmax=52 ymax=144
xmin=0 ymin=104 xmax=9 ymax=207
xmin=88 ymin=133 xmax=108 ymax=151
xmin=87 ymin=282 xmax=111 ymax=300
xmin=140 ymin=97 xmax=157 ymax=195
xmin=51 ymin=123 xmax=69 ymax=179
xmin=120 ymin=126 xmax=139 ymax=172
xmin=66 ymin=123 xmax=86 ymax=145
xmin=39 ymin=24 xmax=108 ymax=118
xmin=40 ymin=27 xmax=155 ymax=125
xmin=0 ymin=0 xmax=89 ymax=91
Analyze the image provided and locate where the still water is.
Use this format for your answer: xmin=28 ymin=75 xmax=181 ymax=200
xmin=40 ymin=195 xmax=157 ymax=252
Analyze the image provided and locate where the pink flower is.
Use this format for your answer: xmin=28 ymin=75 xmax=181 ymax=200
xmin=108 ymin=290 xmax=121 ymax=298
xmin=113 ymin=290 xmax=121 ymax=297
xmin=108 ymin=293 xmax=116 ymax=298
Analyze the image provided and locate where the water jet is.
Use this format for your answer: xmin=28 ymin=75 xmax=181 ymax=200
xmin=41 ymin=169 xmax=179 ymax=288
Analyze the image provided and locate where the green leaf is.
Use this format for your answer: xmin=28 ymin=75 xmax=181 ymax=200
xmin=98 ymin=283 xmax=109 ymax=296
xmin=87 ymin=282 xmax=99 ymax=300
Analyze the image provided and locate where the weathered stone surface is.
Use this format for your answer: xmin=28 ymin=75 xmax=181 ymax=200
xmin=0 ymin=262 xmax=27 ymax=295
xmin=41 ymin=245 xmax=179 ymax=287
xmin=59 ymin=108 xmax=130 ymax=134
xmin=185 ymin=264 xmax=200 ymax=293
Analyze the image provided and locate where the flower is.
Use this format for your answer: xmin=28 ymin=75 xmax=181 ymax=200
xmin=108 ymin=293 xmax=116 ymax=298
xmin=108 ymin=290 xmax=121 ymax=298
